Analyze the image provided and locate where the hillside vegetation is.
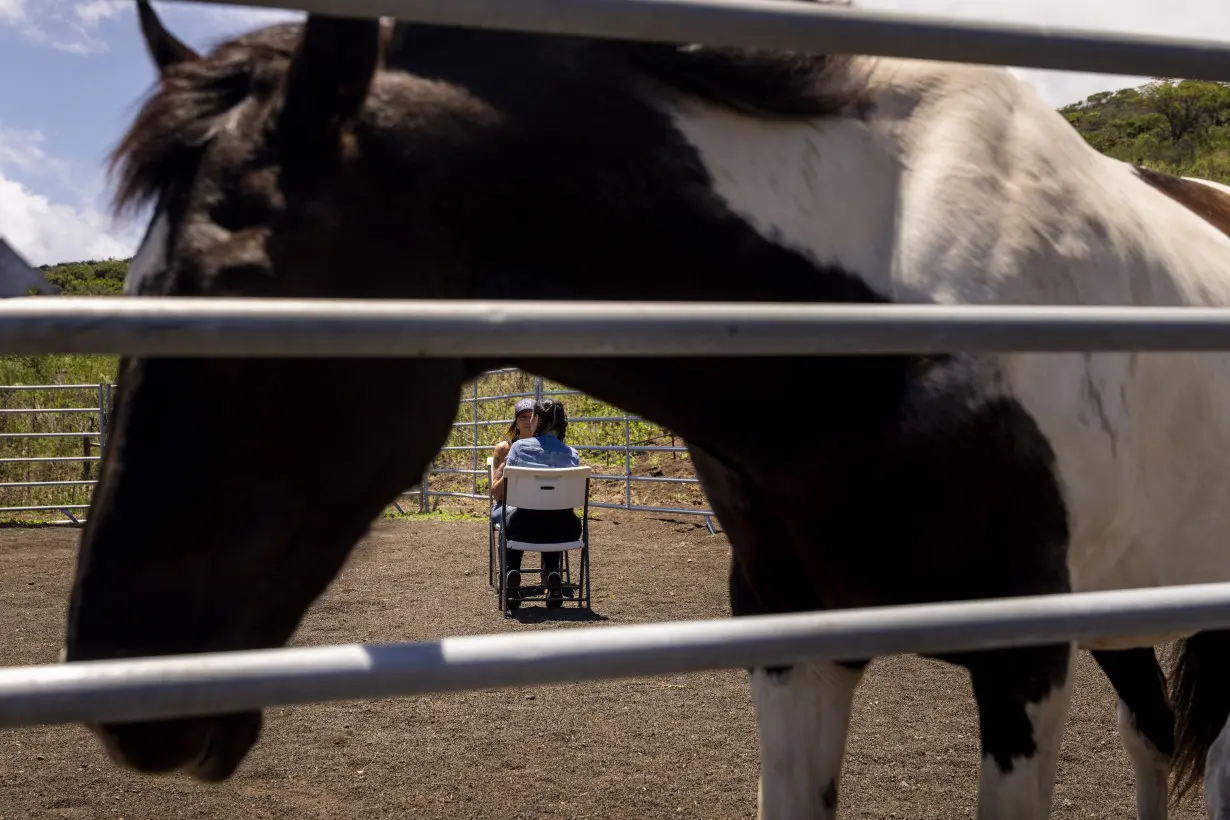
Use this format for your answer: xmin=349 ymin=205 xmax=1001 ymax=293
xmin=6 ymin=77 xmax=1230 ymax=520
xmin=1061 ymin=79 xmax=1230 ymax=182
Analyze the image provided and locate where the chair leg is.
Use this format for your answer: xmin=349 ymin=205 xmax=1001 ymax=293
xmin=498 ymin=538 xmax=508 ymax=615
xmin=583 ymin=544 xmax=591 ymax=609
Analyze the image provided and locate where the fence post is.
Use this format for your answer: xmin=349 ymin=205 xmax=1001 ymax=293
xmin=471 ymin=380 xmax=479 ymax=497
xmin=624 ymin=414 xmax=632 ymax=510
xmin=533 ymin=375 xmax=543 ymax=403
xmin=96 ymin=383 xmax=107 ymax=460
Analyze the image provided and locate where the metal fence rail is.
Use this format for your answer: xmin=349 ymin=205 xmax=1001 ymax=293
xmin=188 ymin=0 xmax=1230 ymax=82
xmin=18 ymin=299 xmax=1230 ymax=356
xmin=6 ymin=581 xmax=1230 ymax=727
xmin=0 ymin=373 xmax=715 ymax=526
xmin=0 ymin=383 xmax=107 ymax=523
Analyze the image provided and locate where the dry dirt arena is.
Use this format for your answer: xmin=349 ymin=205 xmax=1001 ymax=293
xmin=0 ymin=512 xmax=1206 ymax=819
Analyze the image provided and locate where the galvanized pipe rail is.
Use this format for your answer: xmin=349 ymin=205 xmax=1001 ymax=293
xmin=5 ymin=582 xmax=1230 ymax=727
xmin=184 ymin=0 xmax=1230 ymax=83
xmin=17 ymin=298 xmax=1230 ymax=355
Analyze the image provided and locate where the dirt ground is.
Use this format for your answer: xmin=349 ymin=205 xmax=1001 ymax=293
xmin=0 ymin=512 xmax=1205 ymax=819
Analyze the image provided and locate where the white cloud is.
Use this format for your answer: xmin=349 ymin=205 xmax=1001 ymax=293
xmin=0 ymin=126 xmax=71 ymax=181
xmin=0 ymin=173 xmax=135 ymax=266
xmin=2 ymin=1 xmax=302 ymax=56
xmin=0 ymin=126 xmax=138 ymax=265
xmin=2 ymin=0 xmax=109 ymax=54
xmin=74 ymin=0 xmax=124 ymax=27
xmin=0 ymin=0 xmax=25 ymax=25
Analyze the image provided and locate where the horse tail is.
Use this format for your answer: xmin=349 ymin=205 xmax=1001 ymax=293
xmin=1170 ymin=629 xmax=1230 ymax=804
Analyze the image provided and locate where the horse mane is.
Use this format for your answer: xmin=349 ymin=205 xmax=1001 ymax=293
xmin=611 ymin=0 xmax=865 ymax=120
xmin=615 ymin=43 xmax=866 ymax=120
xmin=110 ymin=0 xmax=865 ymax=218
xmin=109 ymin=23 xmax=304 ymax=217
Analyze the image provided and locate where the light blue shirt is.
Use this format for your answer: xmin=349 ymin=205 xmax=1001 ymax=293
xmin=505 ymin=432 xmax=580 ymax=470
xmin=492 ymin=432 xmax=581 ymax=523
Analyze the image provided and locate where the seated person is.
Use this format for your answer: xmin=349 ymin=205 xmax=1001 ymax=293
xmin=489 ymin=398 xmax=582 ymax=608
xmin=490 ymin=397 xmax=537 ymax=526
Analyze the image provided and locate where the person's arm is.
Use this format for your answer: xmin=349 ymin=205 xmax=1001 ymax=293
xmin=489 ymin=441 xmax=510 ymax=498
xmin=491 ymin=442 xmax=519 ymax=500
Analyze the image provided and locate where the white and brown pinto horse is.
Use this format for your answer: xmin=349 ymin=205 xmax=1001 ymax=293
xmin=57 ymin=2 xmax=1230 ymax=818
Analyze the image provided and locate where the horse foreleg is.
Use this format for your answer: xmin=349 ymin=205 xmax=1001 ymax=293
xmin=966 ymin=642 xmax=1074 ymax=820
xmin=1092 ymin=648 xmax=1173 ymax=820
xmin=750 ymin=660 xmax=865 ymax=820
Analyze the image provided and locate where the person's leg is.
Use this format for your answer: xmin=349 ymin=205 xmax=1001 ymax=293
xmin=543 ymin=550 xmax=563 ymax=607
xmin=502 ymin=508 xmax=523 ymax=606
xmin=545 ymin=511 xmax=581 ymax=606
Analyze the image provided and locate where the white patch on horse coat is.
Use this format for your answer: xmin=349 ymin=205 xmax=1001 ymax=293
xmin=749 ymin=663 xmax=861 ymax=820
xmin=661 ymin=56 xmax=1230 ymax=651
xmin=124 ymin=209 xmax=170 ymax=295
xmin=1116 ymin=699 xmax=1169 ymax=820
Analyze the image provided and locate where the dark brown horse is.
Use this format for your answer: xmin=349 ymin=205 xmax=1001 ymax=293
xmin=57 ymin=3 xmax=1230 ymax=818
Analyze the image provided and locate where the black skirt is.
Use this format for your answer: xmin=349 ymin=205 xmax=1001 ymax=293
xmin=506 ymin=508 xmax=582 ymax=544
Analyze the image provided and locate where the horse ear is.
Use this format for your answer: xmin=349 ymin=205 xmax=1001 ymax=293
xmin=136 ymin=0 xmax=200 ymax=75
xmin=279 ymin=14 xmax=382 ymax=151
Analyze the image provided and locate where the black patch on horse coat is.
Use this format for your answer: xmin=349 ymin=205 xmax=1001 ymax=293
xmin=1092 ymin=648 xmax=1175 ymax=760
xmin=384 ymin=23 xmax=865 ymax=121
xmin=964 ymin=644 xmax=1071 ymax=772
xmin=822 ymin=779 xmax=838 ymax=810
xmin=706 ymin=354 xmax=1073 ymax=774
xmin=715 ymin=355 xmax=1071 ymax=614
xmin=763 ymin=666 xmax=793 ymax=682
xmin=614 ymin=42 xmax=867 ymax=119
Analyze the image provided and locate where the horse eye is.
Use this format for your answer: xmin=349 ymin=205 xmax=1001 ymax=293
xmin=211 ymin=198 xmax=271 ymax=233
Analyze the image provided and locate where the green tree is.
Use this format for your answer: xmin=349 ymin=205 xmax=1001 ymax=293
xmin=1141 ymin=79 xmax=1230 ymax=148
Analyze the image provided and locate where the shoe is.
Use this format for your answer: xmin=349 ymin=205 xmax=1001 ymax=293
xmin=505 ymin=569 xmax=522 ymax=609
xmin=545 ymin=571 xmax=563 ymax=608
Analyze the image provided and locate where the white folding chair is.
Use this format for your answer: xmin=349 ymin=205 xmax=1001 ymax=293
xmin=493 ymin=465 xmax=592 ymax=615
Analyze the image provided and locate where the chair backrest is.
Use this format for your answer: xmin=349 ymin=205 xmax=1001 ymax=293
xmin=502 ymin=465 xmax=591 ymax=510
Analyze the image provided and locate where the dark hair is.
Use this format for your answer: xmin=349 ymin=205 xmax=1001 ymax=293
xmin=534 ymin=399 xmax=569 ymax=442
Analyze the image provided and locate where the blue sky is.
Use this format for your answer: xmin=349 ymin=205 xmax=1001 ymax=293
xmin=2 ymin=0 xmax=1229 ymax=266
